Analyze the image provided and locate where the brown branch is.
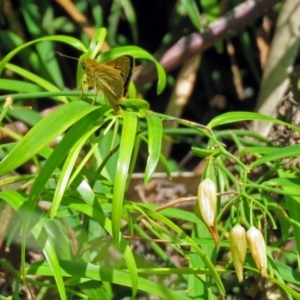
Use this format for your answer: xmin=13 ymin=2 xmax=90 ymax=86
xmin=153 ymin=190 xmax=238 ymax=213
xmin=132 ymin=0 xmax=282 ymax=88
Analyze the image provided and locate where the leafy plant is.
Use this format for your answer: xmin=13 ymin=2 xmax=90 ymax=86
xmin=1 ymin=1 xmax=300 ymax=300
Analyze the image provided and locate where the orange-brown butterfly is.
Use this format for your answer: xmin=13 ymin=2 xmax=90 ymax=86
xmin=57 ymin=52 xmax=134 ymax=113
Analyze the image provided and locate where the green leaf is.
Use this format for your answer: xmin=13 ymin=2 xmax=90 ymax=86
xmin=0 ymin=101 xmax=97 ymax=177
xmin=0 ymin=35 xmax=87 ymax=75
xmin=98 ymin=46 xmax=166 ymax=94
xmin=80 ymin=281 xmax=109 ymax=300
xmin=181 ymin=0 xmax=203 ymax=30
xmin=112 ymin=110 xmax=137 ymax=244
xmin=121 ymin=0 xmax=138 ymax=44
xmin=26 ymin=260 xmax=192 ymax=300
xmin=22 ymin=1 xmax=64 ymax=88
xmin=269 ymin=275 xmax=300 ymax=300
xmin=0 ymin=190 xmax=25 ymax=211
xmin=0 ymin=79 xmax=43 ymax=93
xmin=208 ymin=112 xmax=300 ymax=131
xmin=50 ymin=124 xmax=101 ymax=218
xmin=32 ymin=223 xmax=67 ymax=300
xmin=89 ymin=28 xmax=108 ymax=59
xmin=7 ymin=108 xmax=42 ymax=127
xmin=278 ymin=169 xmax=300 ymax=259
xmin=250 ymin=144 xmax=300 ymax=169
xmin=19 ymin=107 xmax=107 ymax=280
xmin=192 ymin=147 xmax=221 ymax=158
xmin=5 ymin=63 xmax=68 ymax=103
xmin=129 ymin=203 xmax=226 ymax=295
xmin=120 ymin=99 xmax=150 ymax=111
xmin=240 ymin=146 xmax=277 ymax=156
xmin=68 ymin=202 xmax=139 ymax=298
xmin=263 ymin=177 xmax=300 ymax=188
xmin=143 ymin=110 xmax=163 ymax=183
xmin=275 ymin=261 xmax=300 ymax=287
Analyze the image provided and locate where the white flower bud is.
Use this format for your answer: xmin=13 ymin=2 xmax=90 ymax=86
xmin=197 ymin=178 xmax=217 ymax=227
xmin=246 ymin=226 xmax=268 ymax=278
xmin=195 ymin=178 xmax=219 ymax=245
xmin=229 ymin=224 xmax=246 ymax=282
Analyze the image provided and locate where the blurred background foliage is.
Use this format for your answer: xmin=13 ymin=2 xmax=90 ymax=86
xmin=0 ymin=0 xmax=284 ymax=169
xmin=2 ymin=1 xmax=300 ymax=299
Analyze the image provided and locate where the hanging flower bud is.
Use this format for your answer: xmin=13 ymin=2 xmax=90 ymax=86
xmin=197 ymin=178 xmax=217 ymax=226
xmin=194 ymin=178 xmax=219 ymax=245
xmin=246 ymin=226 xmax=268 ymax=278
xmin=229 ymin=224 xmax=246 ymax=282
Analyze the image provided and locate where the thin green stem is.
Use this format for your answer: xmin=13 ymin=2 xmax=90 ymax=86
xmin=242 ymin=193 xmax=277 ymax=229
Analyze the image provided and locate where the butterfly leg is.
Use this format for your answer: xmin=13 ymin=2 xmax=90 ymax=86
xmin=92 ymin=84 xmax=98 ymax=105
xmin=80 ymin=74 xmax=88 ymax=99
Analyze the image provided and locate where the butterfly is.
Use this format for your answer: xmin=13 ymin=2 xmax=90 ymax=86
xmin=81 ymin=55 xmax=134 ymax=113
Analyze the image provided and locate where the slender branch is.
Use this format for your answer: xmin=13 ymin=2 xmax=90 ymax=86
xmin=153 ymin=190 xmax=238 ymax=213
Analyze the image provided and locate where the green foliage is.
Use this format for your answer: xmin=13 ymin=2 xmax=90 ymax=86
xmin=0 ymin=1 xmax=299 ymax=300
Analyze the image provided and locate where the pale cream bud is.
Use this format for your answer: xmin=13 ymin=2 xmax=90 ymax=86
xmin=197 ymin=178 xmax=217 ymax=227
xmin=246 ymin=226 xmax=268 ymax=278
xmin=195 ymin=178 xmax=219 ymax=245
xmin=229 ymin=224 xmax=246 ymax=282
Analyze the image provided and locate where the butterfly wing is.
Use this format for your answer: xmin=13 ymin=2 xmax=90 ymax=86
xmin=94 ymin=64 xmax=124 ymax=100
xmin=81 ymin=57 xmax=133 ymax=113
xmin=94 ymin=64 xmax=124 ymax=113
xmin=106 ymin=56 xmax=134 ymax=97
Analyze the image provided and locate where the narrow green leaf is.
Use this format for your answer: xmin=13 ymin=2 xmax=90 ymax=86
xmin=250 ymin=144 xmax=300 ymax=169
xmin=20 ymin=107 xmax=107 ymax=280
xmin=0 ymin=190 xmax=25 ymax=211
xmin=26 ymin=260 xmax=191 ymax=300
xmin=112 ymin=110 xmax=137 ymax=244
xmin=240 ymin=146 xmax=277 ymax=156
xmin=263 ymin=177 xmax=300 ymax=188
xmin=50 ymin=125 xmax=100 ymax=218
xmin=269 ymin=275 xmax=300 ymax=300
xmin=0 ymin=35 xmax=86 ymax=75
xmin=129 ymin=203 xmax=226 ymax=295
xmin=43 ymin=220 xmax=72 ymax=259
xmin=7 ymin=108 xmax=42 ymax=127
xmin=121 ymin=0 xmax=138 ymax=44
xmin=89 ymin=28 xmax=107 ymax=59
xmin=32 ymin=223 xmax=67 ymax=300
xmin=208 ymin=112 xmax=300 ymax=132
xmin=275 ymin=261 xmax=300 ymax=287
xmin=68 ymin=202 xmax=139 ymax=298
xmin=5 ymin=63 xmax=68 ymax=103
xmin=192 ymin=147 xmax=221 ymax=158
xmin=0 ymin=79 xmax=43 ymax=93
xmin=239 ymin=33 xmax=261 ymax=84
xmin=0 ymin=101 xmax=97 ymax=177
xmin=143 ymin=110 xmax=162 ymax=183
xmin=120 ymin=99 xmax=150 ymax=111
xmin=278 ymin=169 xmax=300 ymax=259
xmin=80 ymin=281 xmax=109 ymax=300
xmin=98 ymin=46 xmax=166 ymax=94
xmin=181 ymin=0 xmax=203 ymax=30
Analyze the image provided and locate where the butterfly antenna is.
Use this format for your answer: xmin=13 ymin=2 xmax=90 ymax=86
xmin=56 ymin=51 xmax=79 ymax=61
